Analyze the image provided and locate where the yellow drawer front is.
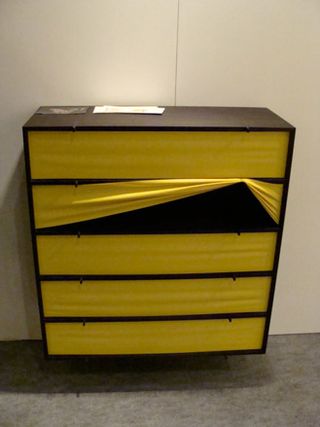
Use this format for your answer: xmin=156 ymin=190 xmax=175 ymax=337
xmin=45 ymin=318 xmax=266 ymax=355
xmin=41 ymin=277 xmax=271 ymax=317
xmin=28 ymin=131 xmax=289 ymax=179
xmin=32 ymin=180 xmax=283 ymax=230
xmin=37 ymin=233 xmax=276 ymax=275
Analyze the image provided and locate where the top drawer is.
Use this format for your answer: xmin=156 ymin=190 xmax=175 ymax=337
xmin=27 ymin=131 xmax=289 ymax=179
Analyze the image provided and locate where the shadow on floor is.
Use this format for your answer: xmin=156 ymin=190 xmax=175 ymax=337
xmin=0 ymin=340 xmax=275 ymax=393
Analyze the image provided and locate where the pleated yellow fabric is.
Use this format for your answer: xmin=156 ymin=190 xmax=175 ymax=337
xmin=33 ymin=179 xmax=283 ymax=229
xmin=37 ymin=233 xmax=276 ymax=275
xmin=41 ymin=277 xmax=271 ymax=317
xmin=28 ymin=130 xmax=289 ymax=179
xmin=45 ymin=318 xmax=266 ymax=355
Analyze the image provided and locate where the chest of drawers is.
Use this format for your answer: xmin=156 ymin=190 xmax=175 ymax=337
xmin=23 ymin=106 xmax=295 ymax=358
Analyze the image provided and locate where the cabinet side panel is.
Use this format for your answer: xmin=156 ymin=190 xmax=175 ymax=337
xmin=23 ymin=129 xmax=48 ymax=355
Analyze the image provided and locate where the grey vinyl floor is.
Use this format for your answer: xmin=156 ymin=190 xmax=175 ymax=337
xmin=0 ymin=334 xmax=319 ymax=427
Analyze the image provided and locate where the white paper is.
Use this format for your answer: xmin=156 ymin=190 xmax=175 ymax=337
xmin=93 ymin=105 xmax=165 ymax=114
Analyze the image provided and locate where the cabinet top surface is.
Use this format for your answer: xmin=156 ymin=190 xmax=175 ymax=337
xmin=23 ymin=106 xmax=294 ymax=131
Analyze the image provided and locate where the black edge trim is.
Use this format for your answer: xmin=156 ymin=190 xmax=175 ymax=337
xmin=40 ymin=271 xmax=273 ymax=281
xmin=35 ymin=228 xmax=280 ymax=235
xmin=262 ymin=128 xmax=295 ymax=351
xmin=44 ymin=312 xmax=266 ymax=323
xmin=23 ymin=129 xmax=49 ymax=357
xmin=45 ymin=348 xmax=265 ymax=360
xmin=25 ymin=127 xmax=292 ymax=132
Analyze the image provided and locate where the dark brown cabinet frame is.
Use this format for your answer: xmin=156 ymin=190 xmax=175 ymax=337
xmin=23 ymin=107 xmax=295 ymax=359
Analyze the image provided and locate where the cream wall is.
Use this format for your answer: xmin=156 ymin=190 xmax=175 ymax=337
xmin=0 ymin=0 xmax=319 ymax=339
xmin=176 ymin=0 xmax=320 ymax=334
xmin=0 ymin=0 xmax=178 ymax=340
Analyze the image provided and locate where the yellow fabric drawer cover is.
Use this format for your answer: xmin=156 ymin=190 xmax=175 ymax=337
xmin=33 ymin=179 xmax=283 ymax=228
xmin=41 ymin=277 xmax=271 ymax=317
xmin=28 ymin=131 xmax=289 ymax=179
xmin=37 ymin=233 xmax=276 ymax=275
xmin=45 ymin=318 xmax=266 ymax=355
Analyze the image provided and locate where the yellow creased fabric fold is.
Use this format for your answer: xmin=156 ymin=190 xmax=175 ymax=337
xmin=33 ymin=179 xmax=283 ymax=229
